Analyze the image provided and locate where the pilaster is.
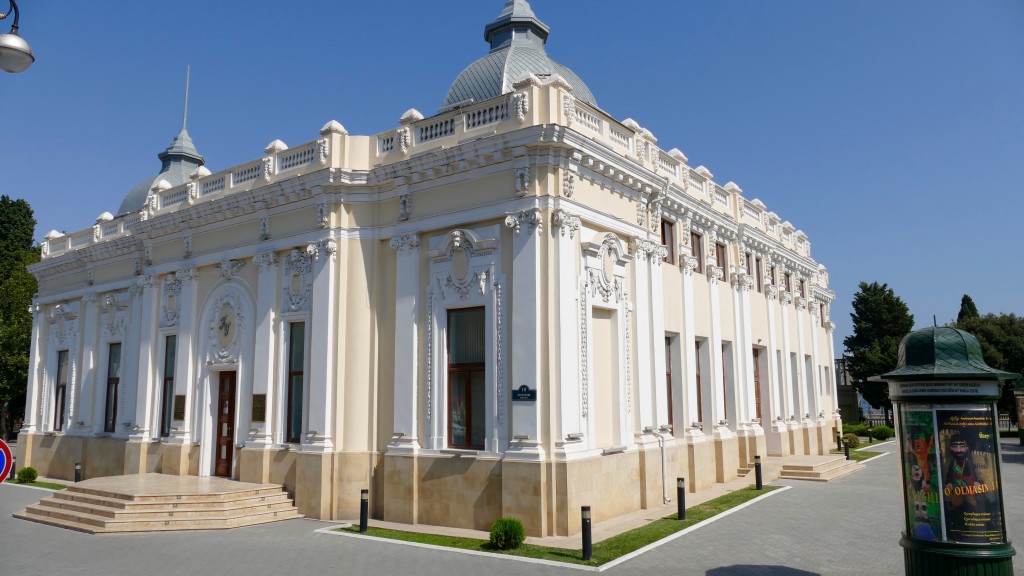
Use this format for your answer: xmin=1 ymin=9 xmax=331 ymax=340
xmin=73 ymin=292 xmax=100 ymax=433
xmin=249 ymin=252 xmax=278 ymax=447
xmin=22 ymin=302 xmax=44 ymax=433
xmin=389 ymin=234 xmax=422 ymax=454
xmin=303 ymin=240 xmax=336 ymax=452
xmin=130 ymin=275 xmax=160 ymax=439
xmin=552 ymin=210 xmax=583 ymax=456
xmin=170 ymin=267 xmax=198 ymax=444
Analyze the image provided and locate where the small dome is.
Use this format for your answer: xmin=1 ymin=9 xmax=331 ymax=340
xmin=882 ymin=327 xmax=1018 ymax=381
xmin=116 ymin=128 xmax=205 ymax=216
xmin=443 ymin=0 xmax=597 ymax=109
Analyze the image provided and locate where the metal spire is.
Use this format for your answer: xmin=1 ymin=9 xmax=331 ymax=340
xmin=182 ymin=65 xmax=190 ymax=131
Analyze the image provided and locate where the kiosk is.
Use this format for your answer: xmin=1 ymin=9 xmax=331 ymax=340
xmin=881 ymin=327 xmax=1017 ymax=576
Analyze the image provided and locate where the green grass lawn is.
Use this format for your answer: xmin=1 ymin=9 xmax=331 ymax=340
xmin=829 ymin=449 xmax=882 ymax=462
xmin=340 ymin=485 xmax=777 ymax=566
xmin=4 ymin=478 xmax=67 ymax=490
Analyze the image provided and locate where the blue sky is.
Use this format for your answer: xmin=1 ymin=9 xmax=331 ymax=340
xmin=3 ymin=1 xmax=1022 ymax=351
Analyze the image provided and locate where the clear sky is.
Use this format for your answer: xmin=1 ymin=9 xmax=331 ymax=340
xmin=3 ymin=1 xmax=1022 ymax=351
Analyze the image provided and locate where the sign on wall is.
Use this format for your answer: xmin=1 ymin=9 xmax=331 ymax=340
xmin=0 ymin=438 xmax=12 ymax=483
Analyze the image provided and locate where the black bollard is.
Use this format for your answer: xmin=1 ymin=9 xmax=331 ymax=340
xmin=676 ymin=477 xmax=686 ymax=520
xmin=359 ymin=489 xmax=369 ymax=533
xmin=844 ymin=441 xmax=850 ymax=460
xmin=10 ymin=454 xmax=15 ymax=481
xmin=581 ymin=506 xmax=592 ymax=561
xmin=754 ymin=455 xmax=763 ymax=490
xmin=74 ymin=462 xmax=81 ymax=483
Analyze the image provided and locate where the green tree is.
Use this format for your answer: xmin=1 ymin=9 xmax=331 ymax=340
xmin=843 ymin=282 xmax=914 ymax=422
xmin=957 ymin=294 xmax=980 ymax=323
xmin=956 ymin=312 xmax=1024 ymax=414
xmin=0 ymin=196 xmax=38 ymax=440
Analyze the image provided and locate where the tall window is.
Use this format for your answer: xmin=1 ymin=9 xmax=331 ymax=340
xmin=104 ymin=344 xmax=121 ymax=433
xmin=694 ymin=341 xmax=704 ymax=424
xmin=53 ymin=350 xmax=69 ymax=432
xmin=755 ymin=257 xmax=763 ymax=293
xmin=770 ymin=265 xmax=777 ymax=288
xmin=448 ymin=307 xmax=485 ymax=449
xmin=744 ymin=253 xmax=752 ymax=277
xmin=665 ymin=337 xmax=673 ymax=428
xmin=752 ymin=348 xmax=762 ymax=420
xmin=799 ymin=279 xmax=806 ymax=298
xmin=160 ymin=336 xmax=176 ymax=437
xmin=784 ymin=272 xmax=792 ymax=293
xmin=286 ymin=322 xmax=305 ymax=443
xmin=715 ymin=243 xmax=727 ymax=273
xmin=661 ymin=219 xmax=675 ymax=265
xmin=690 ymin=232 xmax=703 ymax=274
xmin=820 ymin=303 xmax=826 ymax=327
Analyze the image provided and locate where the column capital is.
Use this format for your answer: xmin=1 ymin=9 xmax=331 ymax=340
xmin=551 ymin=209 xmax=580 ymax=238
xmin=504 ymin=208 xmax=542 ymax=237
xmin=253 ymin=250 xmax=278 ymax=271
xmin=389 ymin=233 xmax=422 ymax=253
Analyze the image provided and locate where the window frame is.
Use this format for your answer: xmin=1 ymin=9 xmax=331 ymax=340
xmin=715 ymin=243 xmax=727 ymax=274
xmin=660 ymin=219 xmax=675 ymax=265
xmin=104 ymin=343 xmax=121 ymax=433
xmin=53 ymin=349 xmax=69 ymax=432
xmin=755 ymin=256 xmax=763 ymax=293
xmin=285 ymin=321 xmax=306 ymax=444
xmin=446 ymin=306 xmax=486 ymax=450
xmin=690 ymin=232 xmax=704 ymax=274
xmin=159 ymin=335 xmax=176 ymax=438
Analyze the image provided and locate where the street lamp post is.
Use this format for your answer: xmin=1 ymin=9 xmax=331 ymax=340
xmin=0 ymin=0 xmax=35 ymax=73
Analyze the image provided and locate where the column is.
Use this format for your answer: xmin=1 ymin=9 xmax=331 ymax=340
xmin=504 ymin=209 xmax=543 ymax=459
xmin=303 ymin=240 xmax=336 ymax=452
xmin=130 ymin=275 xmax=160 ymax=438
xmin=171 ymin=267 xmax=198 ymax=442
xmin=249 ymin=253 xmax=278 ymax=447
xmin=389 ymin=234 xmax=421 ymax=453
xmin=552 ymin=210 xmax=582 ymax=449
xmin=632 ymin=239 xmax=655 ymax=435
xmin=681 ymin=256 xmax=701 ymax=438
xmin=21 ymin=302 xmax=44 ymax=433
xmin=74 ymin=292 xmax=99 ymax=433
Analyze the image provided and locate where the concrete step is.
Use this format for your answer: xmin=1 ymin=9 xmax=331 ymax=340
xmin=780 ymin=459 xmax=864 ymax=482
xmin=14 ymin=477 xmax=302 ymax=534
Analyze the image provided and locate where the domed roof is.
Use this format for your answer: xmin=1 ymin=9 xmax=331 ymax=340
xmin=116 ymin=127 xmax=205 ymax=216
xmin=881 ymin=327 xmax=1019 ymax=381
xmin=443 ymin=0 xmax=597 ymax=109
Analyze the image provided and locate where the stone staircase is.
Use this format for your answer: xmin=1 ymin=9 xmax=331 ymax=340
xmin=738 ymin=454 xmax=864 ymax=482
xmin=13 ymin=474 xmax=302 ymax=534
xmin=778 ymin=454 xmax=864 ymax=482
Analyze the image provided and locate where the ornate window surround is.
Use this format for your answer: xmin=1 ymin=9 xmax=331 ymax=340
xmin=44 ymin=302 xmax=79 ymax=433
xmin=424 ymin=225 xmax=506 ymax=455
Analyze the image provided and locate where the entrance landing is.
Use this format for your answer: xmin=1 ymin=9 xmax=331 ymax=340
xmin=13 ymin=473 xmax=302 ymax=534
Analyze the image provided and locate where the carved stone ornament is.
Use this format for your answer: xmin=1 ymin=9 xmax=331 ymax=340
xmin=563 ymin=166 xmax=576 ymax=197
xmin=316 ymin=202 xmax=329 ymax=229
xmin=398 ymin=194 xmax=411 ymax=221
xmin=253 ymin=250 xmax=277 ymax=272
xmin=563 ymin=94 xmax=575 ymax=127
xmin=183 ymin=236 xmax=192 ymax=259
xmin=781 ymin=291 xmax=794 ymax=305
xmin=766 ymin=284 xmax=779 ymax=300
xmin=709 ymin=265 xmax=724 ymax=284
xmin=259 ymin=216 xmax=270 ymax=240
xmin=262 ymin=156 xmax=274 ymax=182
xmin=162 ymin=275 xmax=182 ymax=328
xmin=514 ymin=167 xmax=531 ymax=196
xmin=282 ymin=248 xmax=313 ymax=312
xmin=103 ymin=293 xmax=128 ymax=338
xmin=431 ymin=229 xmax=497 ymax=302
xmin=87 ymin=268 xmax=94 ymax=286
xmin=397 ymin=127 xmax=410 ymax=154
xmin=579 ymin=282 xmax=589 ymax=418
xmin=317 ymin=137 xmax=330 ymax=165
xmin=48 ymin=304 xmax=78 ymax=347
xmin=683 ymin=256 xmax=699 ymax=276
xmin=551 ymin=209 xmax=580 ymax=239
xmin=187 ymin=181 xmax=198 ymax=205
xmin=218 ymin=259 xmax=246 ymax=281
xmin=586 ymin=234 xmax=627 ymax=304
xmin=206 ymin=286 xmax=246 ymax=365
xmin=389 ymin=233 xmax=422 ymax=254
xmin=504 ymin=209 xmax=542 ymax=237
xmin=514 ymin=92 xmax=529 ymax=124
xmin=306 ymin=239 xmax=337 ymax=262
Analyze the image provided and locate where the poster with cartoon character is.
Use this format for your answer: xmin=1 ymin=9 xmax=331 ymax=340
xmin=900 ymin=406 xmax=940 ymax=541
xmin=937 ymin=407 xmax=1003 ymax=544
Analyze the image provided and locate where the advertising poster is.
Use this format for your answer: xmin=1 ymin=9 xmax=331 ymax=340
xmin=901 ymin=406 xmax=940 ymax=541
xmin=937 ymin=407 xmax=1003 ymax=544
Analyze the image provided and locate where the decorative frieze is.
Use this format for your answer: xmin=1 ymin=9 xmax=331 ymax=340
xmin=494 ymin=280 xmax=504 ymax=424
xmin=282 ymin=248 xmax=313 ymax=312
xmin=206 ymin=286 xmax=246 ymax=365
xmin=162 ymin=274 xmax=182 ymax=328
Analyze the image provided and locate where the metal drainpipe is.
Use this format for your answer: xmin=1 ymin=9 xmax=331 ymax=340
xmin=651 ymin=429 xmax=671 ymax=504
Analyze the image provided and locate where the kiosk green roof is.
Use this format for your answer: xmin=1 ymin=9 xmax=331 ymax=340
xmin=881 ymin=327 xmax=1019 ymax=381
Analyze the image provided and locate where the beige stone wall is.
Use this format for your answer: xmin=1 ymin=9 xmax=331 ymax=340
xmin=17 ymin=433 xmax=127 ymax=481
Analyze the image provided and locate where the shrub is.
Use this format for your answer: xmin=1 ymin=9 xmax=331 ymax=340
xmin=843 ymin=423 xmax=869 ymax=437
xmin=842 ymin=433 xmax=860 ymax=450
xmin=871 ymin=425 xmax=894 ymax=440
xmin=489 ymin=517 xmax=525 ymax=550
xmin=16 ymin=466 xmax=38 ymax=484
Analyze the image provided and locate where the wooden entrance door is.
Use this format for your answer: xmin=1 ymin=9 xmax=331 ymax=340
xmin=215 ymin=371 xmax=237 ymax=477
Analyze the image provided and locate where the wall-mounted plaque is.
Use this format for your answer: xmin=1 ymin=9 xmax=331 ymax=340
xmin=251 ymin=394 xmax=267 ymax=423
xmin=511 ymin=385 xmax=537 ymax=401
xmin=172 ymin=395 xmax=186 ymax=420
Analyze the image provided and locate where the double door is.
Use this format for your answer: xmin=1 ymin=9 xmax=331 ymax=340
xmin=214 ymin=371 xmax=236 ymax=478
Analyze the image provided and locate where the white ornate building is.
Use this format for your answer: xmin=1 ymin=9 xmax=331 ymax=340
xmin=20 ymin=0 xmax=838 ymax=536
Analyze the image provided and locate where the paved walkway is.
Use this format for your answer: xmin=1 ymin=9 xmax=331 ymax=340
xmin=2 ymin=440 xmax=1022 ymax=576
